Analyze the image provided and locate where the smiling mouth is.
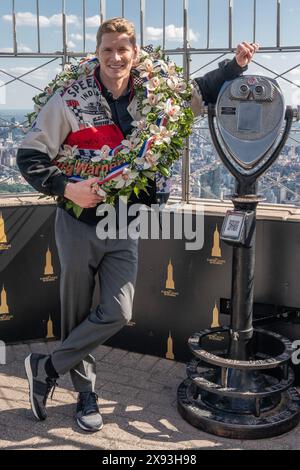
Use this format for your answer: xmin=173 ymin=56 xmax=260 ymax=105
xmin=108 ymin=65 xmax=125 ymax=69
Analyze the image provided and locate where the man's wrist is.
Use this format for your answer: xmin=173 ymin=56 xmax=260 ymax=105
xmin=232 ymin=56 xmax=248 ymax=71
xmin=64 ymin=182 xmax=74 ymax=199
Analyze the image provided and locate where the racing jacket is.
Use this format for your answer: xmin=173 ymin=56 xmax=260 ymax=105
xmin=17 ymin=58 xmax=246 ymax=225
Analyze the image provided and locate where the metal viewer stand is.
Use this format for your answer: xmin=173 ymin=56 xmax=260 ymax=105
xmin=177 ymin=75 xmax=300 ymax=439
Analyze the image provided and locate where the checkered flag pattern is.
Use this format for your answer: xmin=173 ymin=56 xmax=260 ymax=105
xmin=142 ymin=45 xmax=154 ymax=54
xmin=155 ymin=173 xmax=172 ymax=194
xmin=70 ymin=105 xmax=85 ymax=125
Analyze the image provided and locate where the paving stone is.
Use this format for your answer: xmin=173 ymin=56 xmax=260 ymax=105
xmin=4 ymin=345 xmax=15 ymax=364
xmin=0 ymin=343 xmax=299 ymax=450
xmin=101 ymin=348 xmax=129 ymax=364
xmin=135 ymin=355 xmax=160 ymax=372
xmin=29 ymin=342 xmax=48 ymax=355
xmin=93 ymin=344 xmax=113 ymax=361
xmin=96 ymin=369 xmax=132 ymax=388
xmin=46 ymin=341 xmax=61 ymax=354
xmin=119 ymin=351 xmax=144 ymax=368
xmin=11 ymin=344 xmax=31 ymax=362
xmin=100 ymin=381 xmax=140 ymax=398
xmin=150 ymin=358 xmax=178 ymax=375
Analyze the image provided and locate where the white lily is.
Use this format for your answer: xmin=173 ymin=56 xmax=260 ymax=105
xmin=138 ymin=58 xmax=154 ymax=79
xmin=45 ymin=87 xmax=54 ymax=96
xmin=91 ymin=145 xmax=112 ymax=162
xmin=132 ymin=119 xmax=148 ymax=131
xmin=142 ymin=93 xmax=163 ymax=107
xmin=138 ymin=58 xmax=168 ymax=79
xmin=61 ymin=144 xmax=78 ymax=158
xmin=120 ymin=137 xmax=141 ymax=154
xmin=167 ymin=62 xmax=177 ymax=76
xmin=135 ymin=151 xmax=159 ymax=170
xmin=143 ymin=76 xmax=162 ymax=92
xmin=164 ymin=99 xmax=182 ymax=122
xmin=167 ymin=76 xmax=187 ymax=93
xmin=150 ymin=125 xmax=174 ymax=145
xmin=114 ymin=168 xmax=139 ymax=188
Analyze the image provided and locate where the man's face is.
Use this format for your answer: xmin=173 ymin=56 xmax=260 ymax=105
xmin=97 ymin=32 xmax=137 ymax=83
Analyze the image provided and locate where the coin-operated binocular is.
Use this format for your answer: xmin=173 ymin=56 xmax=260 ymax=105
xmin=177 ymin=76 xmax=300 ymax=439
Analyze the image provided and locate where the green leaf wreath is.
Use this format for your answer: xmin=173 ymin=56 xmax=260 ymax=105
xmin=28 ymin=47 xmax=194 ymax=217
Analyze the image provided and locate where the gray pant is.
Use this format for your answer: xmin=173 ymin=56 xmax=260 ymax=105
xmin=51 ymin=208 xmax=138 ymax=392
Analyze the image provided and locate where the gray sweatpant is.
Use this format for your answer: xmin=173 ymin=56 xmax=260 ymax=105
xmin=51 ymin=208 xmax=138 ymax=392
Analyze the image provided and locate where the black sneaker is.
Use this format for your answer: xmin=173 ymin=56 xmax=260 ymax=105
xmin=76 ymin=392 xmax=103 ymax=432
xmin=24 ymin=353 xmax=57 ymax=421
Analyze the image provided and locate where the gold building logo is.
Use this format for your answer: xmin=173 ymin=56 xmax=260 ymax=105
xmin=208 ymin=301 xmax=224 ymax=342
xmin=211 ymin=301 xmax=220 ymax=328
xmin=46 ymin=315 xmax=55 ymax=339
xmin=0 ymin=285 xmax=13 ymax=321
xmin=161 ymin=259 xmax=179 ymax=298
xmin=0 ymin=212 xmax=11 ymax=251
xmin=207 ymin=224 xmax=226 ymax=266
xmin=40 ymin=246 xmax=58 ymax=282
xmin=165 ymin=331 xmax=175 ymax=360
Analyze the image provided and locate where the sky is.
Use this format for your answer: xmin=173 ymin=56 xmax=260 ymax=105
xmin=1 ymin=0 xmax=300 ymax=110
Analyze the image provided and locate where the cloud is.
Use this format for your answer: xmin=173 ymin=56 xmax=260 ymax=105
xmin=67 ymin=41 xmax=76 ymax=50
xmin=0 ymin=47 xmax=13 ymax=53
xmin=69 ymin=33 xmax=83 ymax=41
xmin=19 ymin=44 xmax=33 ymax=53
xmin=69 ymin=32 xmax=96 ymax=42
xmin=2 ymin=12 xmax=79 ymax=27
xmin=86 ymin=15 xmax=101 ymax=28
xmin=146 ymin=24 xmax=199 ymax=42
xmin=0 ymin=44 xmax=32 ymax=53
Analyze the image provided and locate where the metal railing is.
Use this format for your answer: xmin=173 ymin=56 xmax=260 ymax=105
xmin=1 ymin=0 xmax=300 ymax=206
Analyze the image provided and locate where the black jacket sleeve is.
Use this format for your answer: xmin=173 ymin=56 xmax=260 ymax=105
xmin=17 ymin=148 xmax=69 ymax=197
xmin=194 ymin=57 xmax=247 ymax=104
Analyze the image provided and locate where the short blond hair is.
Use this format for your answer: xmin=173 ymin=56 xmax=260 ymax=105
xmin=96 ymin=17 xmax=136 ymax=49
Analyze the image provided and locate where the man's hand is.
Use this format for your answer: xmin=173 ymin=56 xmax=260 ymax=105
xmin=64 ymin=177 xmax=107 ymax=209
xmin=235 ymin=42 xmax=259 ymax=68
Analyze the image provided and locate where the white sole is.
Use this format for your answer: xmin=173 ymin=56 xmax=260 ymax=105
xmin=24 ymin=354 xmax=40 ymax=420
xmin=76 ymin=417 xmax=103 ymax=432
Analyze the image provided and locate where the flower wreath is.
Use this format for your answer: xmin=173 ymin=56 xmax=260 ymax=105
xmin=28 ymin=46 xmax=194 ymax=218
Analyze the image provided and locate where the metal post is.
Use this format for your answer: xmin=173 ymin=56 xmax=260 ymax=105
xmin=36 ymin=0 xmax=41 ymax=53
xmin=62 ymin=0 xmax=67 ymax=67
xmin=140 ymin=0 xmax=145 ymax=48
xmin=83 ymin=0 xmax=86 ymax=53
xmin=100 ymin=0 xmax=106 ymax=24
xmin=277 ymin=0 xmax=281 ymax=48
xmin=207 ymin=0 xmax=210 ymax=49
xmin=228 ymin=0 xmax=233 ymax=50
xmin=12 ymin=0 xmax=17 ymax=55
xmin=163 ymin=0 xmax=166 ymax=50
xmin=253 ymin=0 xmax=257 ymax=44
xmin=182 ymin=0 xmax=190 ymax=203
xmin=228 ymin=202 xmax=256 ymax=361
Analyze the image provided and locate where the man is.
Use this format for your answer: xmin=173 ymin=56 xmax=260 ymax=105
xmin=17 ymin=17 xmax=258 ymax=432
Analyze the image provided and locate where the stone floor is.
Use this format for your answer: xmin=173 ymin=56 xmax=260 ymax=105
xmin=0 ymin=341 xmax=299 ymax=450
